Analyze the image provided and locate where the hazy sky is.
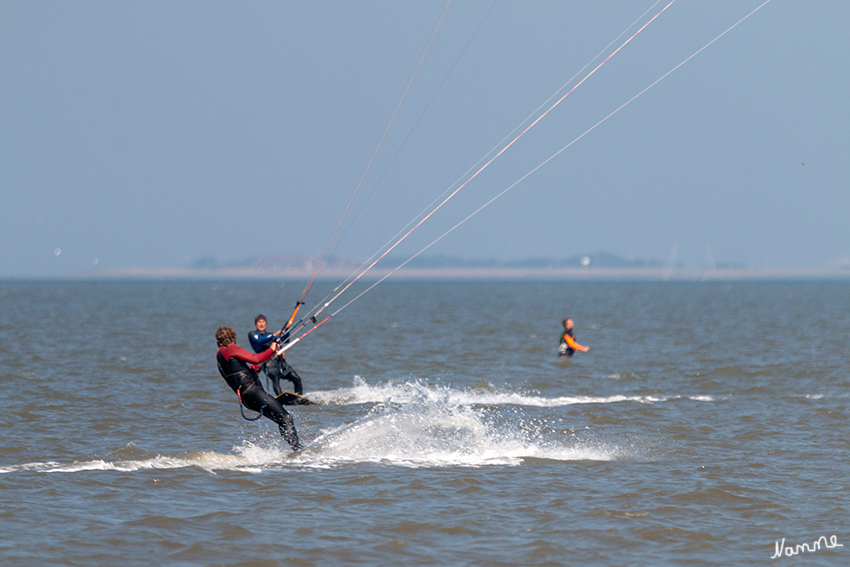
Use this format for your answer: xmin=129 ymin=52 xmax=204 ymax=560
xmin=2 ymin=1 xmax=848 ymax=277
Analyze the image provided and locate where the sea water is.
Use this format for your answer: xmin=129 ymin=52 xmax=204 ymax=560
xmin=0 ymin=280 xmax=847 ymax=566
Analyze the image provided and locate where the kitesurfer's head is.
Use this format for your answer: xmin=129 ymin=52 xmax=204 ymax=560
xmin=216 ymin=326 xmax=237 ymax=347
xmin=563 ymin=318 xmax=574 ymax=330
xmin=254 ymin=314 xmax=267 ymax=331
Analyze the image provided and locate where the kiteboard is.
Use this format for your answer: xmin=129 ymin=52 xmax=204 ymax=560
xmin=275 ymin=391 xmax=314 ymax=406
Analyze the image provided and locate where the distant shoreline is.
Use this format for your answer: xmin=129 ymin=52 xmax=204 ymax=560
xmin=17 ymin=266 xmax=850 ymax=281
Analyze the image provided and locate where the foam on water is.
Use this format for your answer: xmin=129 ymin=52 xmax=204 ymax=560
xmin=1 ymin=378 xmax=674 ymax=474
xmin=309 ymin=376 xmax=714 ymax=407
xmin=298 ymin=404 xmax=620 ymax=468
xmin=0 ymin=444 xmax=289 ymax=475
xmin=294 ymin=378 xmax=631 ymax=467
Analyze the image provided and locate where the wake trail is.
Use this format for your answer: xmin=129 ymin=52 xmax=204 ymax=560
xmin=1 ymin=379 xmax=710 ymax=474
xmin=310 ymin=377 xmax=715 ymax=407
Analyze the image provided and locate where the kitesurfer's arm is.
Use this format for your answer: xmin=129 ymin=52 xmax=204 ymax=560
xmin=563 ymin=333 xmax=589 ymax=353
xmin=268 ymin=329 xmax=291 ymax=357
xmin=227 ymin=343 xmax=278 ymax=365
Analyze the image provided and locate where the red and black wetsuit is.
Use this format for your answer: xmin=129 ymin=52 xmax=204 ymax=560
xmin=216 ymin=343 xmax=301 ymax=449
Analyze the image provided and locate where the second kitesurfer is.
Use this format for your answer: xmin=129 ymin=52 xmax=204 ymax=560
xmin=215 ymin=326 xmax=302 ymax=450
xmin=559 ymin=317 xmax=590 ymax=357
xmin=249 ymin=314 xmax=304 ymax=396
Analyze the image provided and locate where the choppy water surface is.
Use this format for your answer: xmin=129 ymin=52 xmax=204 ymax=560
xmin=0 ymin=280 xmax=847 ymax=566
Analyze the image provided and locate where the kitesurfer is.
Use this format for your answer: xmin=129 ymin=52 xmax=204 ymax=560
xmin=248 ymin=314 xmax=304 ymax=396
xmin=559 ymin=317 xmax=589 ymax=357
xmin=215 ymin=326 xmax=302 ymax=450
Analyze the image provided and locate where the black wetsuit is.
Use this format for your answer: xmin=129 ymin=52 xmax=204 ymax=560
xmin=216 ymin=343 xmax=301 ymax=449
xmin=249 ymin=329 xmax=304 ymax=395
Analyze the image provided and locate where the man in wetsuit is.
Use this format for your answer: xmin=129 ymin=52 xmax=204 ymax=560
xmin=248 ymin=314 xmax=304 ymax=396
xmin=559 ymin=317 xmax=590 ymax=357
xmin=215 ymin=326 xmax=302 ymax=450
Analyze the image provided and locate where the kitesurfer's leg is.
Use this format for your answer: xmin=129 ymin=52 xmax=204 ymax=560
xmin=266 ymin=359 xmax=285 ymax=397
xmin=264 ymin=401 xmax=301 ymax=450
xmin=279 ymin=360 xmax=304 ymax=395
xmin=240 ymin=385 xmax=302 ymax=450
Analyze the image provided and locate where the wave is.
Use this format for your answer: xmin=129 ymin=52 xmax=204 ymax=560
xmin=308 ymin=377 xmax=714 ymax=407
xmin=297 ymin=400 xmax=625 ymax=467
xmin=0 ymin=409 xmax=622 ymax=473
xmin=0 ymin=443 xmax=292 ymax=475
xmin=1 ymin=378 xmax=695 ymax=474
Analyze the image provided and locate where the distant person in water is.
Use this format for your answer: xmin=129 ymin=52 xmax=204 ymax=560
xmin=215 ymin=326 xmax=301 ymax=450
xmin=559 ymin=318 xmax=589 ymax=357
xmin=248 ymin=314 xmax=304 ymax=396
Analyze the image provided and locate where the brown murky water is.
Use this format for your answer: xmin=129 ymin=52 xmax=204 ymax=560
xmin=1 ymin=280 xmax=847 ymax=565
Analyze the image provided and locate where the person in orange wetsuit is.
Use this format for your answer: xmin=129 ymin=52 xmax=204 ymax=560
xmin=559 ymin=318 xmax=589 ymax=357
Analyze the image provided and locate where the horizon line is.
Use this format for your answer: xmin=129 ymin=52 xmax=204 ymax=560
xmin=4 ymin=265 xmax=850 ymax=282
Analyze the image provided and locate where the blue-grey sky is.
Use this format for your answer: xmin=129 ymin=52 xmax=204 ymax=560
xmin=2 ymin=1 xmax=848 ymax=277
